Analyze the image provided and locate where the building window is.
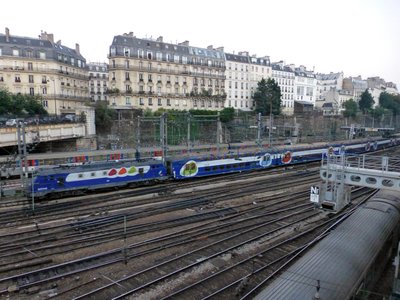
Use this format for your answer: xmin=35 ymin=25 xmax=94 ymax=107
xmin=175 ymin=99 xmax=179 ymax=106
xmin=125 ymin=60 xmax=129 ymax=69
xmin=39 ymin=52 xmax=46 ymax=59
xmin=139 ymin=98 xmax=144 ymax=105
xmin=147 ymin=51 xmax=152 ymax=60
xmin=156 ymin=52 xmax=162 ymax=61
xmin=158 ymin=98 xmax=162 ymax=106
xmin=29 ymin=88 xmax=34 ymax=95
xmin=167 ymin=99 xmax=171 ymax=106
xmin=125 ymin=97 xmax=131 ymax=105
xmin=27 ymin=62 xmax=33 ymax=71
xmin=148 ymin=98 xmax=153 ymax=106
xmin=12 ymin=49 xmax=19 ymax=56
xmin=42 ymin=100 xmax=48 ymax=107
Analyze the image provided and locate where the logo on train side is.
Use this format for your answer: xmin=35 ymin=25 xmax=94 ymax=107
xmin=281 ymin=151 xmax=292 ymax=164
xmin=180 ymin=160 xmax=198 ymax=177
xmin=259 ymin=153 xmax=272 ymax=167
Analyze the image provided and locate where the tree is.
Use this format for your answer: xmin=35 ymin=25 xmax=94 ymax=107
xmin=24 ymin=96 xmax=48 ymax=116
xmin=342 ymin=99 xmax=358 ymax=118
xmin=95 ymin=101 xmax=116 ymax=134
xmin=0 ymin=88 xmax=47 ymax=116
xmin=379 ymin=92 xmax=400 ymax=115
xmin=0 ymin=89 xmax=13 ymax=115
xmin=219 ymin=107 xmax=235 ymax=123
xmin=358 ymin=89 xmax=374 ymax=113
xmin=371 ymin=106 xmax=386 ymax=119
xmin=253 ymin=78 xmax=281 ymax=116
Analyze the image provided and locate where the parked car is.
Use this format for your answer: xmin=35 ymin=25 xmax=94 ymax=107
xmin=0 ymin=117 xmax=8 ymax=126
xmin=6 ymin=118 xmax=27 ymax=126
xmin=5 ymin=119 xmax=18 ymax=126
xmin=62 ymin=114 xmax=76 ymax=122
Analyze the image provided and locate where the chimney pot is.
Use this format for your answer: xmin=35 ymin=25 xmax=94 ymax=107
xmin=5 ymin=27 xmax=10 ymax=42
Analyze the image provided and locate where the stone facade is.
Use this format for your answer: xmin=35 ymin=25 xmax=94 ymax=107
xmin=0 ymin=28 xmax=89 ymax=115
xmin=107 ymin=33 xmax=226 ymax=111
xmin=88 ymin=62 xmax=109 ymax=102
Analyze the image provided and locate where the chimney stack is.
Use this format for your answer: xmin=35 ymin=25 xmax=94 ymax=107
xmin=156 ymin=36 xmax=163 ymax=42
xmin=207 ymin=45 xmax=213 ymax=50
xmin=57 ymin=40 xmax=62 ymax=45
xmin=178 ymin=40 xmax=189 ymax=46
xmin=39 ymin=31 xmax=54 ymax=43
xmin=75 ymin=43 xmax=80 ymax=55
xmin=5 ymin=27 xmax=10 ymax=42
xmin=216 ymin=46 xmax=224 ymax=52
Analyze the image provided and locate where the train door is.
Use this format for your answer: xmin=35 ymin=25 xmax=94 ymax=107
xmin=57 ymin=177 xmax=65 ymax=187
xmin=166 ymin=160 xmax=173 ymax=176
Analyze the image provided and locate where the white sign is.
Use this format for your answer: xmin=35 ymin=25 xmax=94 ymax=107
xmin=310 ymin=186 xmax=319 ymax=203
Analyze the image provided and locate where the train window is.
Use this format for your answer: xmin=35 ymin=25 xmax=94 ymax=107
xmin=233 ymin=164 xmax=238 ymax=168
xmin=78 ymin=173 xmax=83 ymax=178
xmin=245 ymin=162 xmax=250 ymax=167
xmin=205 ymin=167 xmax=211 ymax=171
xmin=219 ymin=165 xmax=225 ymax=170
xmin=91 ymin=172 xmax=96 ymax=177
xmin=103 ymin=171 xmax=107 ymax=175
xmin=239 ymin=163 xmax=245 ymax=167
xmin=49 ymin=175 xmax=54 ymax=181
xmin=227 ymin=165 xmax=231 ymax=169
xmin=212 ymin=166 xmax=218 ymax=170
xmin=139 ymin=168 xmax=144 ymax=174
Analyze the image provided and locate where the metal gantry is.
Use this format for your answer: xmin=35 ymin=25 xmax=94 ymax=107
xmin=317 ymin=153 xmax=400 ymax=211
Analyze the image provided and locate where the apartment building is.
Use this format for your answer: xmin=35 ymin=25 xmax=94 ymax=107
xmin=293 ymin=65 xmax=317 ymax=106
xmin=88 ymin=62 xmax=108 ymax=102
xmin=342 ymin=76 xmax=368 ymax=101
xmin=316 ymin=72 xmax=343 ymax=102
xmin=271 ymin=61 xmax=295 ymax=115
xmin=225 ymin=51 xmax=271 ymax=111
xmin=225 ymin=52 xmax=250 ymax=110
xmin=107 ymin=33 xmax=226 ymax=111
xmin=0 ymin=28 xmax=89 ymax=115
xmin=249 ymin=54 xmax=271 ymax=109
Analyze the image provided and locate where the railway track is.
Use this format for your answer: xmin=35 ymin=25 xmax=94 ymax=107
xmin=0 ymin=173 xmax=317 ymax=276
xmin=0 ymin=146 xmax=398 ymax=299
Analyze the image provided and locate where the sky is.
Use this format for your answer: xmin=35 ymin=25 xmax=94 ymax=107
xmin=2 ymin=0 xmax=400 ymax=88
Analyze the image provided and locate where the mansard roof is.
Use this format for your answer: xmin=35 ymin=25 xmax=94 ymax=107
xmin=0 ymin=33 xmax=86 ymax=65
xmin=271 ymin=63 xmax=294 ymax=73
xmin=111 ymin=35 xmax=225 ymax=62
xmin=225 ymin=53 xmax=250 ymax=63
xmin=316 ymin=72 xmax=343 ymax=80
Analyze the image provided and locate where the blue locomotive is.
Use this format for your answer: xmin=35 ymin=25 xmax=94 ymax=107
xmin=27 ymin=138 xmax=397 ymax=199
xmin=30 ymin=160 xmax=167 ymax=198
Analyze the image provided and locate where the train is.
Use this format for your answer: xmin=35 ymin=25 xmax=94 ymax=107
xmin=253 ymin=189 xmax=400 ymax=300
xmin=27 ymin=137 xmax=399 ymax=199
